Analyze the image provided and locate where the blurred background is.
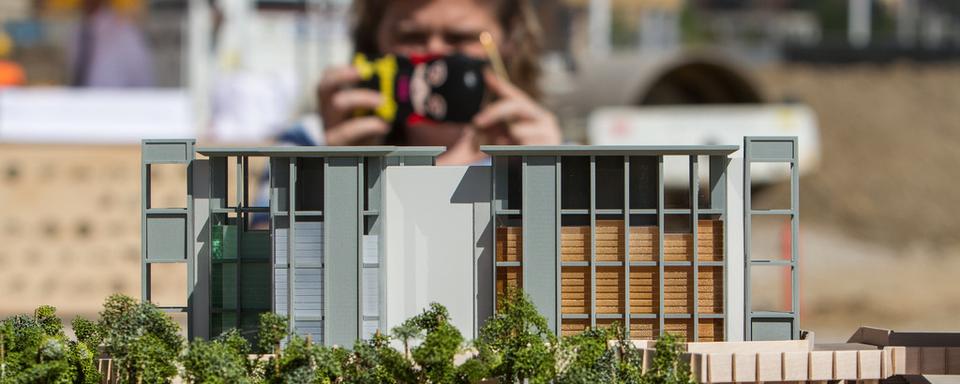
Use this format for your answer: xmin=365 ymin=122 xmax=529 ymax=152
xmin=1 ymin=0 xmax=959 ymax=342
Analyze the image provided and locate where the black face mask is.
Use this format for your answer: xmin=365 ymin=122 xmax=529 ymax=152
xmin=354 ymin=53 xmax=488 ymax=143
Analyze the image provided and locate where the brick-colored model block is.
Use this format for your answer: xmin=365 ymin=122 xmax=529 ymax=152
xmin=920 ymin=347 xmax=946 ymax=374
xmin=808 ymin=351 xmax=833 ymax=381
xmin=756 ymin=352 xmax=782 ymax=382
xmin=947 ymin=348 xmax=960 ymax=375
xmin=706 ymin=353 xmax=733 ymax=383
xmin=859 ymin=350 xmax=883 ymax=379
xmin=834 ymin=350 xmax=858 ymax=379
xmin=905 ymin=347 xmax=921 ymax=374
xmin=733 ymin=353 xmax=756 ymax=382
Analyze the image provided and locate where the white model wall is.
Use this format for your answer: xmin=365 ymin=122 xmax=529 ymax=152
xmin=382 ymin=166 xmax=491 ymax=339
xmin=379 ymin=160 xmax=745 ymax=341
xmin=726 ymin=154 xmax=745 ymax=341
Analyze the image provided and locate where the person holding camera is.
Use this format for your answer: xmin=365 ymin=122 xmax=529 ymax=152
xmin=310 ymin=0 xmax=563 ymax=165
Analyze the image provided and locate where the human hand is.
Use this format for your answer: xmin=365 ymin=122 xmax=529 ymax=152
xmin=317 ymin=66 xmax=389 ymax=146
xmin=472 ymin=71 xmax=562 ymax=145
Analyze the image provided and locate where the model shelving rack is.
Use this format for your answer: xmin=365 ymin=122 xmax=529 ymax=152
xmin=486 ymin=146 xmax=734 ymax=342
xmin=141 ymin=138 xmax=799 ymax=345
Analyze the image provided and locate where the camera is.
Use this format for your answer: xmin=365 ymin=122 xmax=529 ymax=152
xmin=353 ymin=53 xmax=487 ymax=127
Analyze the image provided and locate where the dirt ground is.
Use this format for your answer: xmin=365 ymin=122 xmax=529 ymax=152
xmin=753 ymin=63 xmax=960 ymax=341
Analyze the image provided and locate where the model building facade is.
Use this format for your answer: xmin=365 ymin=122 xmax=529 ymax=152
xmin=140 ymin=138 xmax=799 ymax=346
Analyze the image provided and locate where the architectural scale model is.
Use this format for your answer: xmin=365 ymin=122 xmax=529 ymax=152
xmin=143 ymin=138 xmax=801 ymax=345
xmin=145 ymin=137 xmax=958 ymax=382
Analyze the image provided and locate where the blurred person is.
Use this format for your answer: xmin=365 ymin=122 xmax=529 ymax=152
xmin=0 ymin=31 xmax=26 ymax=87
xmin=284 ymin=0 xmax=562 ymax=165
xmin=205 ymin=0 xmax=300 ymax=143
xmin=70 ymin=0 xmax=154 ymax=87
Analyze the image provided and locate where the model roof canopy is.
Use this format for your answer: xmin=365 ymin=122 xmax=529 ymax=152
xmin=196 ymin=146 xmax=445 ymax=158
xmin=481 ymin=145 xmax=739 ymax=156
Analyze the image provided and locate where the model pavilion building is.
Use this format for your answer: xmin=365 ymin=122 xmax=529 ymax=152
xmin=139 ymin=138 xmax=800 ymax=347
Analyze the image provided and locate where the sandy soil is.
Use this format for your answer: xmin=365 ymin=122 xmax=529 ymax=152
xmin=756 ymin=64 xmax=960 ymax=249
xmin=753 ymin=64 xmax=960 ymax=341
xmin=752 ymin=222 xmax=960 ymax=342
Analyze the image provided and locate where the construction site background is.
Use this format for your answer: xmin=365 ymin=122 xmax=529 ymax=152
xmin=1 ymin=0 xmax=960 ymax=342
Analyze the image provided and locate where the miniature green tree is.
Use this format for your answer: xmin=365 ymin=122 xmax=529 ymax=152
xmin=556 ymin=325 xmax=617 ymax=383
xmin=472 ymin=289 xmax=557 ymax=384
xmin=257 ymin=312 xmax=288 ymax=355
xmin=98 ymin=294 xmax=184 ymax=383
xmin=0 ymin=314 xmax=72 ymax=382
xmin=268 ymin=334 xmax=345 ymax=384
xmin=309 ymin=342 xmax=345 ymax=383
xmin=1 ymin=321 xmax=6 ymax=381
xmin=0 ymin=306 xmax=102 ymax=383
xmin=34 ymin=305 xmax=64 ymax=338
xmin=71 ymin=317 xmax=103 ymax=350
xmin=69 ymin=339 xmax=102 ymax=384
xmin=256 ymin=312 xmax=289 ymax=381
xmin=214 ymin=328 xmax=261 ymax=378
xmin=124 ymin=333 xmax=179 ymax=383
xmin=454 ymin=352 xmax=491 ymax=384
xmin=611 ymin=325 xmax=645 ymax=384
xmin=390 ymin=322 xmax=420 ymax=359
xmin=181 ymin=334 xmax=253 ymax=384
xmin=342 ymin=332 xmax=414 ymax=384
xmin=408 ymin=303 xmax=465 ymax=383
xmin=641 ymin=333 xmax=694 ymax=384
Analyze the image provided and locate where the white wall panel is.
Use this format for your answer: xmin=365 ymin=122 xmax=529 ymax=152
xmin=383 ymin=166 xmax=490 ymax=338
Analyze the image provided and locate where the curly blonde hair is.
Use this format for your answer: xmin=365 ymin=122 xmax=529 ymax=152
xmin=349 ymin=0 xmax=544 ymax=100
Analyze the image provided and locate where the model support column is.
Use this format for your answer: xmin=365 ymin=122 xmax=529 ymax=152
xmin=522 ymin=156 xmax=559 ymax=334
xmin=191 ymin=159 xmax=211 ymax=340
xmin=719 ymin=154 xmax=745 ymax=342
xmin=141 ymin=139 xmax=196 ymax=338
xmin=743 ymin=136 xmax=799 ymax=341
xmin=325 ymin=157 xmax=361 ymax=346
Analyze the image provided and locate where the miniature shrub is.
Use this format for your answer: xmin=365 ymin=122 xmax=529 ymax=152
xmin=124 ymin=333 xmax=178 ymax=383
xmin=454 ymin=355 xmax=490 ymax=384
xmin=0 ymin=306 xmax=101 ymax=384
xmin=641 ymin=333 xmax=694 ymax=384
xmin=269 ymin=335 xmax=346 ymax=384
xmin=407 ymin=303 xmax=464 ymax=383
xmin=214 ymin=328 xmax=260 ymax=378
xmin=98 ymin=294 xmax=184 ymax=383
xmin=2 ymin=292 xmax=698 ymax=384
xmin=556 ymin=326 xmax=617 ymax=384
xmin=472 ymin=290 xmax=557 ymax=384
xmin=70 ymin=318 xmax=103 ymax=350
xmin=68 ymin=341 xmax=102 ymax=384
xmin=341 ymin=332 xmax=413 ymax=384
xmin=181 ymin=336 xmax=252 ymax=384
xmin=257 ymin=312 xmax=287 ymax=355
xmin=611 ymin=326 xmax=646 ymax=384
xmin=34 ymin=305 xmax=64 ymax=338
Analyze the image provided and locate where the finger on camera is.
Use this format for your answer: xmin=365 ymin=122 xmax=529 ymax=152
xmin=330 ymin=89 xmax=382 ymax=113
xmin=473 ymin=99 xmax=537 ymax=129
xmin=508 ymin=123 xmax=561 ymax=145
xmin=317 ymin=67 xmax=361 ymax=101
xmin=483 ymin=70 xmax=527 ymax=100
xmin=327 ymin=116 xmax=389 ymax=146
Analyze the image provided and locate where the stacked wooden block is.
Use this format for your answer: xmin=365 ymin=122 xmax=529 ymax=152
xmin=494 ymin=226 xmax=522 ymax=310
xmin=561 ymin=220 xmax=724 ymax=341
xmin=495 ymin=218 xmax=725 ymax=341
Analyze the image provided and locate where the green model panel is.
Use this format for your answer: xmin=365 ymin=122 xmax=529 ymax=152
xmin=210 ymin=224 xmax=272 ymax=340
